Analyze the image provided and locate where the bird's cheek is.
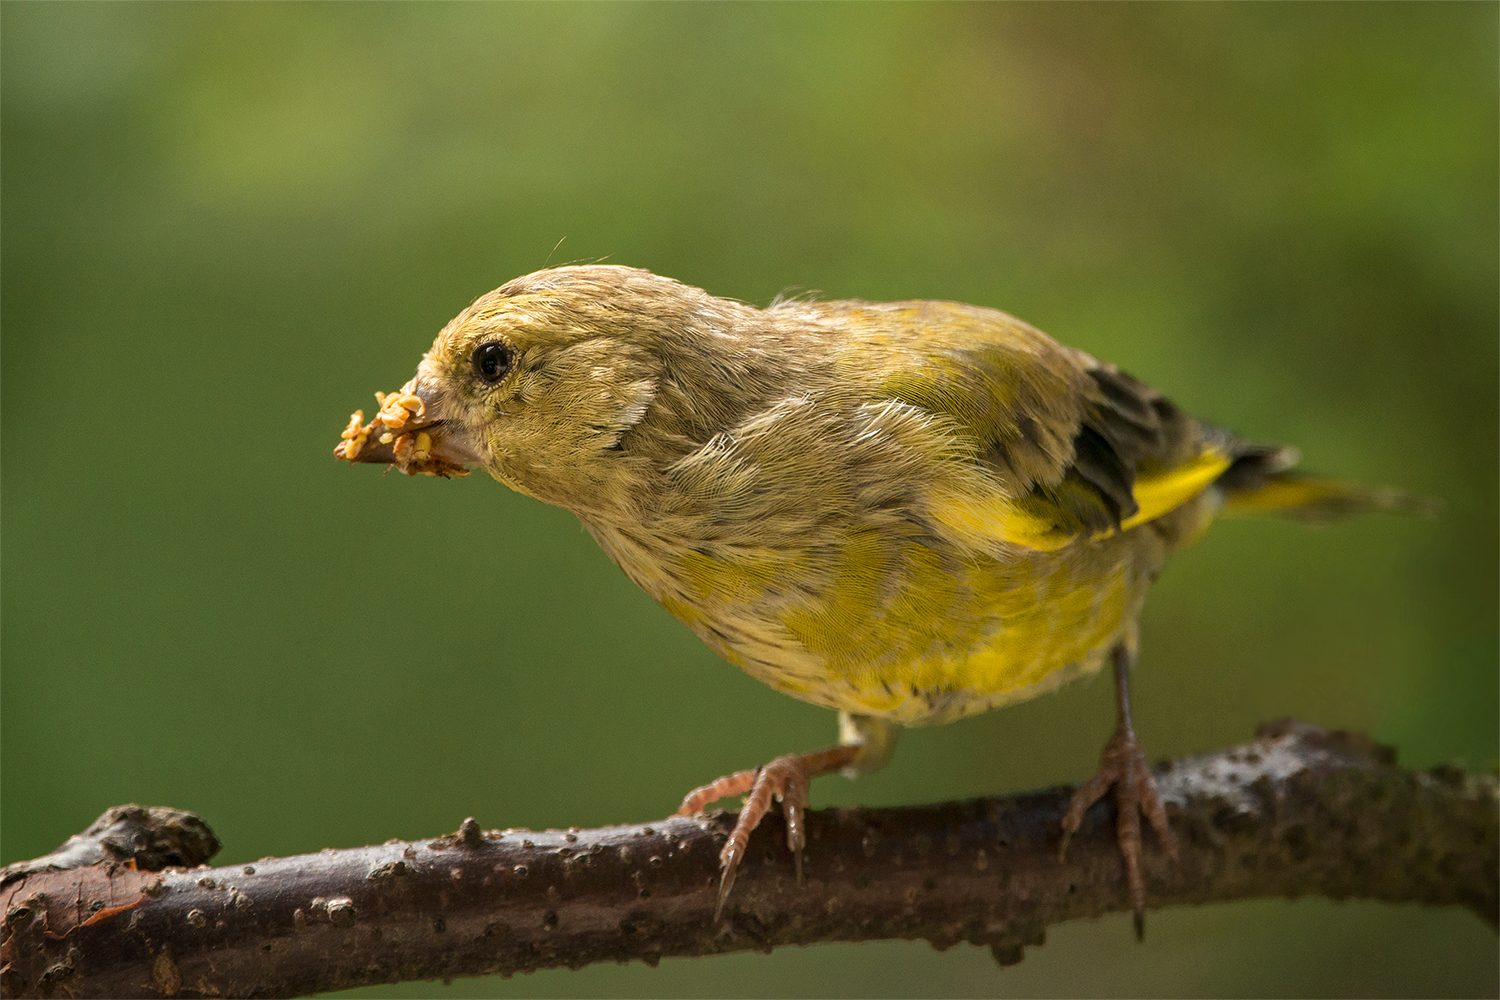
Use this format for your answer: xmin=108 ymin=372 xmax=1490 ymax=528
xmin=474 ymin=438 xmax=542 ymax=498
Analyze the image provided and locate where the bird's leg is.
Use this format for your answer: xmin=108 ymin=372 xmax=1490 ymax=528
xmin=676 ymin=713 xmax=897 ymax=920
xmin=1058 ymin=644 xmax=1178 ymax=940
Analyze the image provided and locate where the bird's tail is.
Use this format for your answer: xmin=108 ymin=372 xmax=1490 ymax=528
xmin=1214 ymin=444 xmax=1435 ymax=520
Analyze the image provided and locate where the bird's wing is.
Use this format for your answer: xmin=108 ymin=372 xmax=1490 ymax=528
xmin=841 ymin=300 xmax=1234 ymax=553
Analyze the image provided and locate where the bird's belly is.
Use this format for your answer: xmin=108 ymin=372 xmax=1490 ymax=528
xmin=595 ymin=521 xmax=1155 ymax=727
xmin=778 ymin=539 xmax=1145 ymax=725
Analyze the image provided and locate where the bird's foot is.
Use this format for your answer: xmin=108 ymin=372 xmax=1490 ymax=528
xmin=1058 ymin=719 xmax=1178 ymax=940
xmin=676 ymin=745 xmax=859 ymax=920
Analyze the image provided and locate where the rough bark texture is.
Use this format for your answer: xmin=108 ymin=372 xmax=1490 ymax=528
xmin=2 ymin=722 xmax=1495 ymax=999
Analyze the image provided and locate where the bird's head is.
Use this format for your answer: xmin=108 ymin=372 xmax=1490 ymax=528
xmin=337 ymin=265 xmax=770 ymax=522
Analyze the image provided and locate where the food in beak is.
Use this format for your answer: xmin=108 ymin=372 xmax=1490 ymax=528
xmin=334 ymin=380 xmax=470 ymax=478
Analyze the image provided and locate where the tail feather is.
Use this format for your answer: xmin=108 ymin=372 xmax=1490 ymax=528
xmin=1215 ymin=444 xmax=1435 ymax=520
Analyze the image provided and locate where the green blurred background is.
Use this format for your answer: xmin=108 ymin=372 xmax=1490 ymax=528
xmin=3 ymin=3 xmax=1496 ymax=997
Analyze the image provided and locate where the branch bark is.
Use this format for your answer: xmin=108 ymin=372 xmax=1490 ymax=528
xmin=2 ymin=721 xmax=1495 ymax=999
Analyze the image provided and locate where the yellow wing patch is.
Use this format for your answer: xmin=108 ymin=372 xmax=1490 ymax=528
xmin=929 ymin=447 xmax=1232 ymax=553
xmin=928 ymin=481 xmax=1079 ymax=552
xmin=1114 ymin=448 xmax=1232 ymax=533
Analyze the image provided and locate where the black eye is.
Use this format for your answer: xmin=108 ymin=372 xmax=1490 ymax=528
xmin=472 ymin=341 xmax=513 ymax=384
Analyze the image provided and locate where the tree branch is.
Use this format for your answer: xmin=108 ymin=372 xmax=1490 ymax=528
xmin=3 ymin=721 xmax=1494 ymax=999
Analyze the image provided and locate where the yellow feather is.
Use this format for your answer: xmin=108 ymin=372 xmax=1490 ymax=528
xmin=928 ymin=481 xmax=1079 ymax=553
xmin=1112 ymin=448 xmax=1232 ymax=535
xmin=929 ymin=447 xmax=1233 ymax=554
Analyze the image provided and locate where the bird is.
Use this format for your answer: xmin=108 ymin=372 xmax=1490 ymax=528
xmin=335 ymin=264 xmax=1415 ymax=935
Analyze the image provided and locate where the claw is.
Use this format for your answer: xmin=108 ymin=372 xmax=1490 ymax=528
xmin=1060 ymin=645 xmax=1177 ymax=939
xmin=783 ymin=789 xmax=807 ymax=886
xmin=713 ymin=842 xmax=742 ymax=922
xmin=680 ymin=744 xmax=861 ymax=918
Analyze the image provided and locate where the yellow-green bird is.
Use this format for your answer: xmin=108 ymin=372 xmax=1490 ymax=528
xmin=336 ymin=265 xmax=1412 ymax=934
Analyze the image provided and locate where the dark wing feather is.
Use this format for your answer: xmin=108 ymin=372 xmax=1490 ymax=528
xmin=1014 ymin=364 xmax=1209 ymax=537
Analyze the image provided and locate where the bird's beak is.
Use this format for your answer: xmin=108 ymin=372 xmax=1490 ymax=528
xmin=334 ymin=378 xmax=479 ymax=478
